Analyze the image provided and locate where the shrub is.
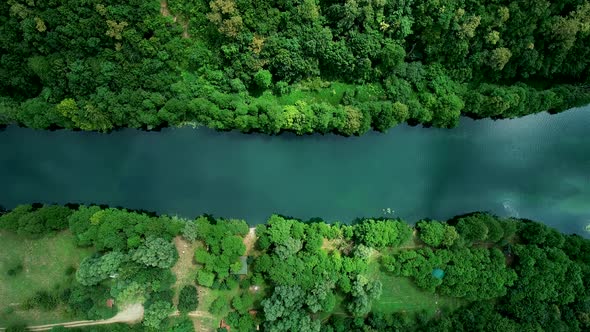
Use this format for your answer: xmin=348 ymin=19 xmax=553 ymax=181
xmin=5 ymin=323 xmax=27 ymax=332
xmin=26 ymin=290 xmax=60 ymax=311
xmin=64 ymin=265 xmax=76 ymax=276
xmin=209 ymin=296 xmax=230 ymax=315
xmin=178 ymin=285 xmax=199 ymax=313
xmin=6 ymin=262 xmax=23 ymax=276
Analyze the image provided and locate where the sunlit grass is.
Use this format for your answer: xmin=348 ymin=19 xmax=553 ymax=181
xmin=277 ymin=81 xmax=355 ymax=106
xmin=366 ymin=256 xmax=464 ymax=316
xmin=0 ymin=231 xmax=92 ymax=325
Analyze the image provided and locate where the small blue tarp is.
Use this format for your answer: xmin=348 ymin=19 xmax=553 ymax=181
xmin=432 ymin=268 xmax=445 ymax=279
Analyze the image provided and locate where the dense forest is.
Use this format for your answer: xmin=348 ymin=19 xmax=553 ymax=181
xmin=1 ymin=204 xmax=589 ymax=331
xmin=1 ymin=0 xmax=590 ymax=134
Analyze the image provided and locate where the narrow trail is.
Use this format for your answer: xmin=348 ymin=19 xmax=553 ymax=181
xmin=1 ymin=304 xmax=144 ymax=331
xmin=243 ymin=227 xmax=257 ymax=255
xmin=170 ymin=310 xmax=214 ymax=318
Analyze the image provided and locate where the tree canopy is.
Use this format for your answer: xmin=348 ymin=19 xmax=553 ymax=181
xmin=1 ymin=0 xmax=589 ymax=134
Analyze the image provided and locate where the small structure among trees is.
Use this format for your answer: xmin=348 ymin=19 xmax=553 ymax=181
xmin=233 ymin=256 xmax=248 ymax=275
xmin=432 ymin=268 xmax=445 ymax=280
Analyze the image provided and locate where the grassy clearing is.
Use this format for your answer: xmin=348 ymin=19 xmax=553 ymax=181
xmin=366 ymin=256 xmax=464 ymax=316
xmin=277 ymin=81 xmax=354 ymax=106
xmin=0 ymin=231 xmax=92 ymax=325
xmin=171 ymin=237 xmax=201 ymax=305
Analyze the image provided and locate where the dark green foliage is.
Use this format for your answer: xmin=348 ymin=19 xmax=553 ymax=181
xmin=5 ymin=323 xmax=28 ymax=332
xmin=1 ymin=0 xmax=588 ymax=134
xmin=143 ymin=300 xmax=174 ymax=329
xmin=24 ymin=289 xmax=60 ymax=311
xmin=6 ymin=261 xmax=23 ymax=277
xmin=454 ymin=213 xmax=511 ymax=244
xmin=261 ymin=286 xmax=321 ymax=332
xmin=131 ymin=236 xmax=178 ymax=269
xmin=75 ymin=251 xmax=126 ymax=286
xmin=67 ymin=284 xmax=116 ymax=320
xmin=178 ymin=285 xmax=199 ymax=313
xmin=68 ymin=207 xmax=177 ymax=250
xmin=210 ymin=296 xmax=230 ymax=316
xmin=416 ymin=220 xmax=459 ymax=248
xmin=193 ymin=216 xmax=247 ymax=286
xmin=519 ymin=221 xmax=565 ymax=248
xmin=509 ymin=245 xmax=583 ymax=305
xmin=169 ymin=317 xmax=196 ymax=332
xmin=384 ymin=247 xmax=517 ymax=300
xmin=353 ymin=219 xmax=412 ymax=248
xmin=0 ymin=204 xmax=72 ymax=237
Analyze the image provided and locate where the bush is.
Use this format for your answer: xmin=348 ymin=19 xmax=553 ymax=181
xmin=209 ymin=296 xmax=230 ymax=315
xmin=143 ymin=301 xmax=174 ymax=329
xmin=6 ymin=261 xmax=23 ymax=276
xmin=0 ymin=204 xmax=72 ymax=237
xmin=196 ymin=270 xmax=215 ymax=287
xmin=182 ymin=221 xmax=199 ymax=242
xmin=178 ymin=285 xmax=199 ymax=313
xmin=5 ymin=323 xmax=27 ymax=332
xmin=64 ymin=265 xmax=76 ymax=276
xmin=26 ymin=290 xmax=60 ymax=311
xmin=2 ymin=306 xmax=15 ymax=315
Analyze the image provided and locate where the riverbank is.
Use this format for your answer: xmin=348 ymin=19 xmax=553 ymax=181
xmin=2 ymin=106 xmax=590 ymax=238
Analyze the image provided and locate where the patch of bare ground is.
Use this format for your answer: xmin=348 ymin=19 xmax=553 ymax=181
xmin=18 ymin=304 xmax=144 ymax=332
xmin=171 ymin=236 xmax=201 ymax=305
xmin=160 ymin=0 xmax=190 ymax=38
xmin=171 ymin=237 xmax=217 ymax=331
xmin=243 ymin=227 xmax=257 ymax=255
xmin=322 ymin=238 xmax=352 ymax=254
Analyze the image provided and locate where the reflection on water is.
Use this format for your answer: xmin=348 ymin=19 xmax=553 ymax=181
xmin=501 ymin=197 xmax=520 ymax=218
xmin=0 ymin=106 xmax=589 ymax=237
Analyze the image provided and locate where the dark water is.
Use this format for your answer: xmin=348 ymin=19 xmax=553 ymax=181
xmin=1 ymin=107 xmax=589 ymax=237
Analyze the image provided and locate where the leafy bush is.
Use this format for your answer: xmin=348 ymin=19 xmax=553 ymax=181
xmin=143 ymin=301 xmax=174 ymax=329
xmin=178 ymin=285 xmax=199 ymax=313
xmin=6 ymin=261 xmax=23 ymax=277
xmin=209 ymin=296 xmax=230 ymax=315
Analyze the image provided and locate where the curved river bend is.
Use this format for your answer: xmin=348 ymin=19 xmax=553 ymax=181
xmin=1 ymin=106 xmax=589 ymax=237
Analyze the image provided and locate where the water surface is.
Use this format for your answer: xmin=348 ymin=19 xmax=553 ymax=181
xmin=1 ymin=107 xmax=589 ymax=236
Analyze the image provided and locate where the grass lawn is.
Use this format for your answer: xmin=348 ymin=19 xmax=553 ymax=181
xmin=277 ymin=81 xmax=354 ymax=106
xmin=366 ymin=256 xmax=464 ymax=317
xmin=0 ymin=231 xmax=92 ymax=326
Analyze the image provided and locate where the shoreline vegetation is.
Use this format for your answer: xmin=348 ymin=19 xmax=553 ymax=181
xmin=1 ymin=1 xmax=590 ymax=135
xmin=1 ymin=204 xmax=589 ymax=331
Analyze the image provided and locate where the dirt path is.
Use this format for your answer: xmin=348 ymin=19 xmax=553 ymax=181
xmin=243 ymin=227 xmax=257 ymax=255
xmin=160 ymin=0 xmax=175 ymax=20
xmin=8 ymin=304 xmax=144 ymax=331
xmin=170 ymin=309 xmax=214 ymax=318
xmin=171 ymin=236 xmax=201 ymax=304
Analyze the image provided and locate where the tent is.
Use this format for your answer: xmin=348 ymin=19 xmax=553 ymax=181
xmin=432 ymin=268 xmax=445 ymax=280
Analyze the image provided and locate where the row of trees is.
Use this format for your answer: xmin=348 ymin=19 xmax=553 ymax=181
xmin=1 ymin=1 xmax=589 ymax=134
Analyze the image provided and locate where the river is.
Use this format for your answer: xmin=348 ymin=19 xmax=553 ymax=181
xmin=1 ymin=106 xmax=589 ymax=237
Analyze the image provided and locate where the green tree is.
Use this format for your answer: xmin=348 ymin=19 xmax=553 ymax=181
xmin=210 ymin=296 xmax=230 ymax=315
xmin=182 ymin=220 xmax=199 ymax=242
xmin=143 ymin=301 xmax=174 ymax=329
xmin=76 ymin=251 xmax=126 ymax=286
xmin=254 ymin=69 xmax=273 ymax=90
xmin=178 ymin=285 xmax=199 ymax=313
xmin=132 ymin=237 xmax=178 ymax=269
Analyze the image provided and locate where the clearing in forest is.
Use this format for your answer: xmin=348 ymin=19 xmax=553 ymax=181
xmin=0 ymin=231 xmax=92 ymax=325
xmin=366 ymin=256 xmax=464 ymax=316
